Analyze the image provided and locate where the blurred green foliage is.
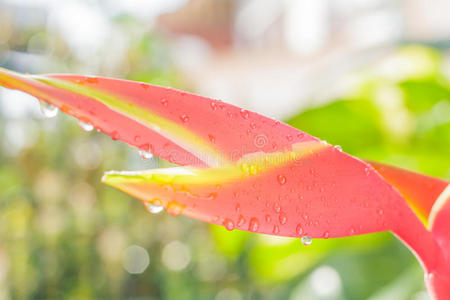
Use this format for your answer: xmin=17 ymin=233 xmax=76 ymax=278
xmin=288 ymin=46 xmax=450 ymax=180
xmin=1 ymin=18 xmax=449 ymax=300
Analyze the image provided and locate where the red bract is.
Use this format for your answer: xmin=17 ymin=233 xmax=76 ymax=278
xmin=0 ymin=67 xmax=449 ymax=299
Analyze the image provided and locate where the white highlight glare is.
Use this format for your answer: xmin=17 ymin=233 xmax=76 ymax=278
xmin=122 ymin=245 xmax=150 ymax=274
xmin=284 ymin=0 xmax=328 ymax=55
xmin=0 ymin=88 xmax=39 ymax=119
xmin=310 ymin=265 xmax=342 ymax=297
xmin=162 ymin=240 xmax=191 ymax=271
xmin=216 ymin=288 xmax=243 ymax=300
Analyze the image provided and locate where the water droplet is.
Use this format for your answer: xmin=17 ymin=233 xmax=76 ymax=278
xmin=286 ymin=135 xmax=293 ymax=141
xmin=249 ymin=165 xmax=258 ymax=175
xmin=279 ymin=212 xmax=287 ymax=225
xmin=40 ymin=102 xmax=58 ymax=118
xmin=364 ymin=167 xmax=371 ymax=176
xmin=273 ymin=203 xmax=281 ymax=213
xmin=145 ymin=200 xmax=164 ymax=214
xmin=301 ymin=236 xmax=312 ymax=246
xmin=248 ymin=218 xmax=259 ymax=232
xmin=111 ymin=131 xmax=120 ymax=140
xmin=323 ymin=231 xmax=330 ymax=239
xmin=86 ymin=77 xmax=98 ymax=84
xmin=277 ymin=175 xmax=286 ymax=185
xmin=142 ymin=143 xmax=152 ymax=152
xmin=206 ymin=192 xmax=217 ymax=200
xmin=265 ymin=214 xmax=271 ymax=223
xmin=161 ymin=98 xmax=168 ymax=106
xmin=237 ymin=215 xmax=245 ymax=227
xmin=223 ymin=219 xmax=235 ymax=231
xmin=349 ymin=227 xmax=355 ymax=235
xmin=180 ymin=114 xmax=189 ymax=123
xmin=78 ymin=120 xmax=94 ymax=132
xmin=235 ymin=204 xmax=241 ymax=212
xmin=241 ymin=163 xmax=250 ymax=174
xmin=272 ymin=225 xmax=280 ymax=234
xmin=134 ymin=135 xmax=141 ymax=142
xmin=377 ymin=208 xmax=384 ymax=215
xmin=296 ymin=224 xmax=303 ymax=235
xmin=139 ymin=150 xmax=153 ymax=160
xmin=210 ymin=102 xmax=217 ymax=111
xmin=166 ymin=201 xmax=184 ymax=216
xmin=208 ymin=134 xmax=215 ymax=143
xmin=335 ymin=145 xmax=343 ymax=151
xmin=240 ymin=109 xmax=249 ymax=119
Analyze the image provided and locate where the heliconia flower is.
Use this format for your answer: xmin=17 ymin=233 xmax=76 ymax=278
xmin=0 ymin=67 xmax=449 ymax=299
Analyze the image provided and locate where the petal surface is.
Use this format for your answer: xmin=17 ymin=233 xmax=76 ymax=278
xmin=0 ymin=67 xmax=446 ymax=277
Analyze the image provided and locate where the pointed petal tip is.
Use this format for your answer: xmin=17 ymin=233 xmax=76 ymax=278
xmin=101 ymin=170 xmax=149 ymax=185
xmin=101 ymin=167 xmax=197 ymax=186
xmin=101 ymin=171 xmax=123 ymax=186
xmin=102 ymin=170 xmax=147 ymax=185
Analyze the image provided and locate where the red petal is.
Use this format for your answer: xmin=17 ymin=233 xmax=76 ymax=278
xmin=1 ymin=67 xmax=446 ymax=283
xmin=367 ymin=160 xmax=449 ymax=227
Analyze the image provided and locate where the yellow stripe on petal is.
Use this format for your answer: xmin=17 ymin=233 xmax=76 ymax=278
xmin=30 ymin=75 xmax=227 ymax=167
xmin=102 ymin=141 xmax=328 ymax=187
xmin=0 ymin=68 xmax=52 ymax=101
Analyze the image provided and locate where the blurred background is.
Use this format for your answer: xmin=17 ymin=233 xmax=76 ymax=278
xmin=0 ymin=0 xmax=450 ymax=299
